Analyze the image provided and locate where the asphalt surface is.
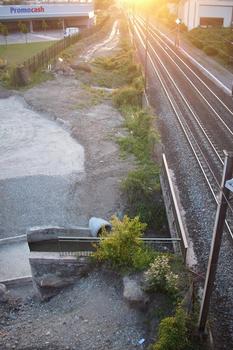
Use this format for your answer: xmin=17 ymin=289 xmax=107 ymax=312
xmin=0 ymin=95 xmax=85 ymax=238
xmin=0 ymin=30 xmax=62 ymax=45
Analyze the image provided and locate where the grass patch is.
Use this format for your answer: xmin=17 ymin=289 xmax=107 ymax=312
xmin=0 ymin=66 xmax=54 ymax=89
xmin=77 ymin=40 xmax=142 ymax=88
xmin=0 ymin=41 xmax=55 ymax=65
xmin=116 ymin=106 xmax=166 ymax=230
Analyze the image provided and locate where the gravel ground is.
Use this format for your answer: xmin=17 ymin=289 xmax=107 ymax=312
xmin=0 ymin=18 xmax=157 ymax=350
xmin=0 ymin=270 xmax=149 ymax=350
xmin=142 ymin=27 xmax=233 ymax=349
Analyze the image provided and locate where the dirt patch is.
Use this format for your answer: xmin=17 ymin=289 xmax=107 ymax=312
xmin=0 ymin=18 xmax=164 ymax=350
xmin=22 ymin=18 xmax=136 ymax=224
xmin=24 ymin=75 xmax=134 ymax=222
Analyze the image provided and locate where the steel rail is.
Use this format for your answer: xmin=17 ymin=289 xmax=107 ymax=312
xmin=136 ymin=16 xmax=233 ymax=140
xmin=138 ymin=15 xmax=233 ymax=107
xmin=131 ymin=17 xmax=233 ymax=239
xmin=135 ymin=19 xmax=224 ymax=169
xmin=135 ymin=15 xmax=233 ymax=220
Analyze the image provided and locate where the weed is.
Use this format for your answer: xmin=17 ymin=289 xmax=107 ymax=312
xmin=150 ymin=307 xmax=190 ymax=350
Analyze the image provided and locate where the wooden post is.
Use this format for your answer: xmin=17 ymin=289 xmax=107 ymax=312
xmin=198 ymin=150 xmax=233 ymax=332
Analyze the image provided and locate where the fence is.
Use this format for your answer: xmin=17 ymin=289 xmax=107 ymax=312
xmin=160 ymin=153 xmax=189 ymax=262
xmin=12 ymin=15 xmax=110 ymax=82
xmin=28 ymin=235 xmax=182 ymax=257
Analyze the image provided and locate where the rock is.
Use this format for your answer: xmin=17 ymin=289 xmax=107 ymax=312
xmin=39 ymin=274 xmax=73 ymax=288
xmin=0 ymin=283 xmax=8 ymax=303
xmin=123 ymin=276 xmax=149 ymax=309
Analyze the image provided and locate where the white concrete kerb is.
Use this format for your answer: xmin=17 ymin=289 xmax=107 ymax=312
xmin=0 ymin=234 xmax=27 ymax=245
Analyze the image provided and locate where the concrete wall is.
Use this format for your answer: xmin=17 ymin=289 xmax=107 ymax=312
xmin=179 ymin=0 xmax=233 ymax=30
xmin=199 ymin=4 xmax=232 ymax=27
xmin=29 ymin=252 xmax=92 ymax=300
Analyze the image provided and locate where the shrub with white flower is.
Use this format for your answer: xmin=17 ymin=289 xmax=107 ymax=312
xmin=144 ymin=254 xmax=179 ymax=294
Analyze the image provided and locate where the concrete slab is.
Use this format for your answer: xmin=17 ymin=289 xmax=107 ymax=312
xmin=0 ymin=241 xmax=31 ymax=281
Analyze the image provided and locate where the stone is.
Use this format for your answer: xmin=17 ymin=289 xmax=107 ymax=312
xmin=0 ymin=283 xmax=8 ymax=303
xmin=123 ymin=276 xmax=149 ymax=309
xmin=39 ymin=274 xmax=73 ymax=288
xmin=14 ymin=65 xmax=31 ymax=86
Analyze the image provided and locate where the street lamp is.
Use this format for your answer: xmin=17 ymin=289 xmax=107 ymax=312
xmin=175 ymin=18 xmax=181 ymax=47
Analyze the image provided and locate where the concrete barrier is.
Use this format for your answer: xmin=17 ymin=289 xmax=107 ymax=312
xmin=29 ymin=252 xmax=92 ymax=300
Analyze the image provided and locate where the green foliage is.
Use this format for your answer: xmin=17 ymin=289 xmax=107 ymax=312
xmin=113 ymin=86 xmax=142 ymax=108
xmin=117 ymin=107 xmax=165 ymax=229
xmin=132 ymin=247 xmax=158 ymax=271
xmin=94 ymin=0 xmax=113 ymax=10
xmin=18 ymin=21 xmax=29 ymax=43
xmin=0 ymin=23 xmax=8 ymax=46
xmin=144 ymin=254 xmax=179 ymax=296
xmin=118 ymin=108 xmax=158 ymax=162
xmin=122 ymin=165 xmax=166 ymax=229
xmin=203 ymin=46 xmax=218 ymax=56
xmin=190 ymin=39 xmax=203 ymax=50
xmin=93 ymin=215 xmax=155 ymax=272
xmin=187 ymin=27 xmax=233 ymax=65
xmin=151 ymin=307 xmax=189 ymax=350
xmin=92 ymin=43 xmax=141 ymax=88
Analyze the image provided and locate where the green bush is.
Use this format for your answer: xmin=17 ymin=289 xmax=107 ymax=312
xmin=151 ymin=307 xmax=189 ymax=350
xmin=144 ymin=254 xmax=179 ymax=295
xmin=203 ymin=46 xmax=218 ymax=56
xmin=122 ymin=165 xmax=166 ymax=228
xmin=116 ymin=106 xmax=165 ymax=229
xmin=112 ymin=86 xmax=142 ymax=108
xmin=93 ymin=215 xmax=155 ymax=272
xmin=117 ymin=108 xmax=157 ymax=163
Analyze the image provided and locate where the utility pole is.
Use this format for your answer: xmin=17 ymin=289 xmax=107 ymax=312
xmin=144 ymin=11 xmax=149 ymax=92
xmin=198 ymin=151 xmax=233 ymax=333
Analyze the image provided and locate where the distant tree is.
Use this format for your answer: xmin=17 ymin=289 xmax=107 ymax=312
xmin=0 ymin=23 xmax=9 ymax=46
xmin=57 ymin=19 xmax=64 ymax=37
xmin=41 ymin=20 xmax=48 ymax=32
xmin=94 ymin=0 xmax=113 ymax=10
xmin=18 ymin=22 xmax=29 ymax=43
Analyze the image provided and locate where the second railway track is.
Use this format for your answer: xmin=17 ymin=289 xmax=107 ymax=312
xmin=130 ymin=14 xmax=233 ymax=239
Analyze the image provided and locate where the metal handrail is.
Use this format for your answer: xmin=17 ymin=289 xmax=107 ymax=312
xmin=162 ymin=153 xmax=188 ymax=261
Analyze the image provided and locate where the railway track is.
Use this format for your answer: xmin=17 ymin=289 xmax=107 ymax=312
xmin=130 ymin=15 xmax=233 ymax=239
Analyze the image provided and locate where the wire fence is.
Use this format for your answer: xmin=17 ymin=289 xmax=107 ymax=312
xmin=28 ymin=235 xmax=182 ymax=257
